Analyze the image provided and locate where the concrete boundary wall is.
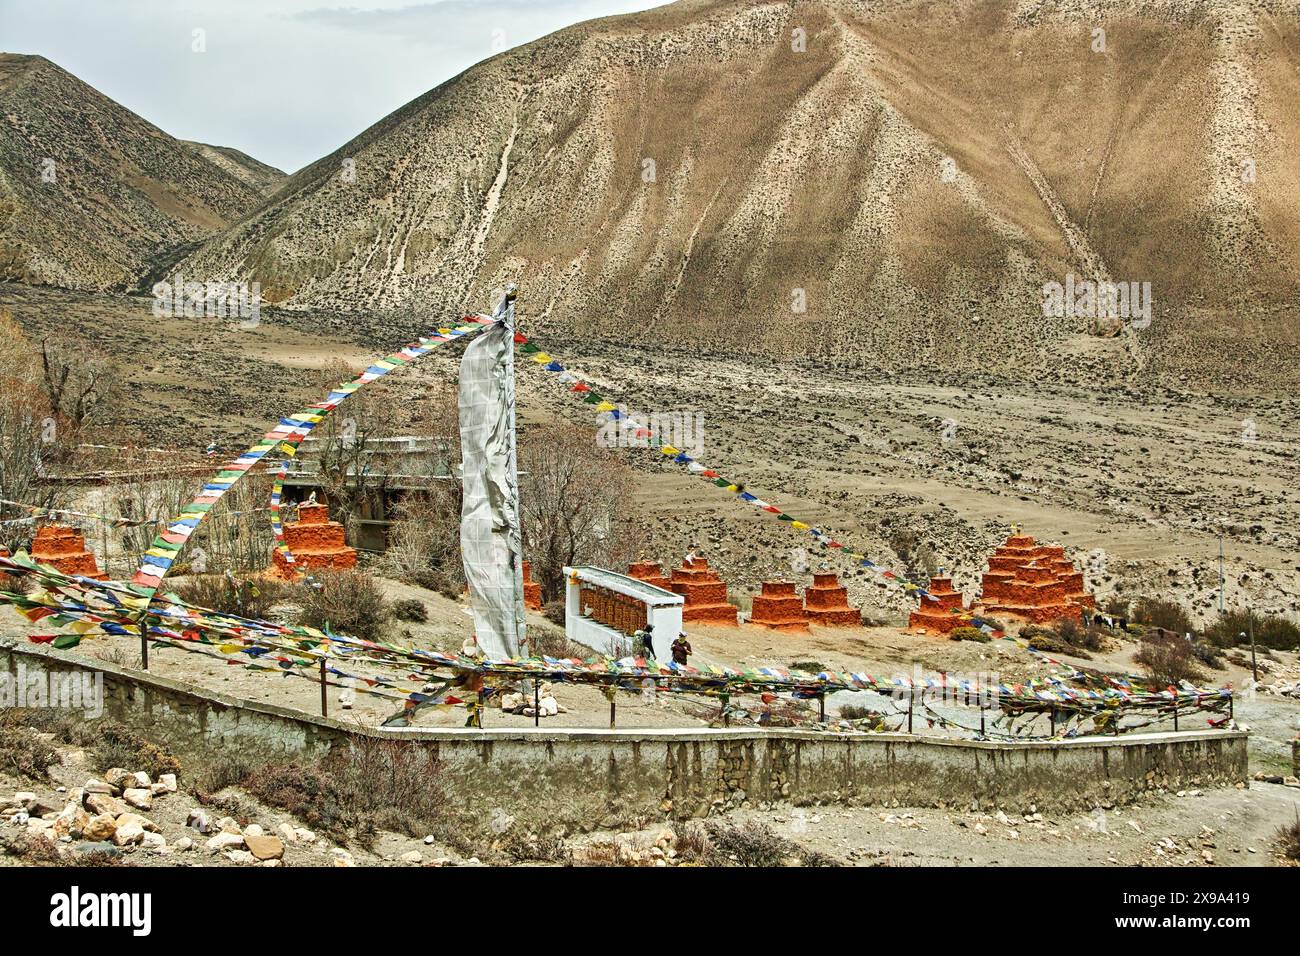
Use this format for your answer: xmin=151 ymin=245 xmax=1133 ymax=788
xmin=1 ymin=639 xmax=1248 ymax=831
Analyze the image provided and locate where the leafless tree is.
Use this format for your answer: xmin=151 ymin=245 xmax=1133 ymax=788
xmin=39 ymin=333 xmax=119 ymax=430
xmin=519 ymin=419 xmax=644 ymax=600
xmin=0 ymin=311 xmax=70 ymax=552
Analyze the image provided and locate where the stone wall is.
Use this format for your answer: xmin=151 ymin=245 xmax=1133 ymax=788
xmin=1 ymin=638 xmax=1248 ymax=834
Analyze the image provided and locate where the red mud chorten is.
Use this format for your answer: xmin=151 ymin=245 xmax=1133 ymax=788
xmin=522 ymin=560 xmax=542 ymax=611
xmin=748 ymin=581 xmax=810 ymax=631
xmin=270 ymin=502 xmax=357 ymax=579
xmin=626 ymin=560 xmax=672 ymax=592
xmin=976 ymin=533 xmax=1089 ymax=623
xmin=669 ymin=556 xmax=738 ymax=625
xmin=907 ymin=576 xmax=969 ymax=634
xmin=30 ymin=524 xmax=107 ymax=580
xmin=803 ymin=573 xmax=860 ymax=627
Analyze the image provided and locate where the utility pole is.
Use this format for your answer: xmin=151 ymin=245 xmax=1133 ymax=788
xmin=1218 ymin=532 xmax=1225 ymax=615
xmin=1248 ymin=609 xmax=1258 ymax=683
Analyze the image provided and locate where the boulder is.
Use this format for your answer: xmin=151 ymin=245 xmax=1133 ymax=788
xmin=112 ymin=819 xmax=145 ymax=847
xmin=114 ymin=812 xmax=159 ymax=833
xmin=158 ymin=774 xmax=178 ymax=793
xmin=122 ymin=789 xmax=153 ymax=811
xmin=52 ymin=803 xmax=89 ymax=839
xmin=84 ymin=793 xmax=129 ymax=818
xmin=206 ymin=832 xmax=246 ymax=853
xmin=83 ymin=813 xmax=117 ymax=841
xmin=244 ymin=834 xmax=284 ymax=861
xmin=74 ymin=842 xmax=122 ymax=859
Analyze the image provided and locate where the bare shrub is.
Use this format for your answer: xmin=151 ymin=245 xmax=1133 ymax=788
xmin=240 ymin=737 xmax=446 ymax=847
xmin=0 ymin=711 xmax=59 ymax=780
xmin=704 ymin=821 xmax=837 ymax=867
xmin=1204 ymin=611 xmax=1300 ymax=652
xmin=93 ymin=645 xmax=142 ymax=670
xmin=528 ymin=625 xmax=593 ymax=661
xmin=498 ymin=830 xmax=572 ymax=864
xmin=542 ymin=599 xmax=565 ymax=626
xmin=172 ymin=574 xmax=294 ymax=620
xmin=24 ymin=713 xmax=181 ymax=780
xmin=392 ymin=598 xmax=427 ymax=622
xmin=1134 ymin=631 xmax=1203 ymax=686
xmin=298 ymin=569 xmax=389 ymax=638
xmin=385 ymin=490 xmax=463 ymax=588
xmin=673 ymin=822 xmax=711 ymax=862
xmin=1275 ymin=815 xmax=1300 ymax=862
xmin=1132 ymin=597 xmax=1193 ymax=635
xmin=1056 ymin=617 xmax=1104 ymax=652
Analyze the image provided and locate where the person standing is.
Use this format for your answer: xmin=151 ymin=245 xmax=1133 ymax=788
xmin=671 ymin=632 xmax=692 ymax=666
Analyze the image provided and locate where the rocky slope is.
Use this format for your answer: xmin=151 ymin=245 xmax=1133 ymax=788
xmin=181 ymin=141 xmax=286 ymax=197
xmin=0 ymin=54 xmax=277 ymax=291
xmin=172 ymin=0 xmax=1299 ymax=388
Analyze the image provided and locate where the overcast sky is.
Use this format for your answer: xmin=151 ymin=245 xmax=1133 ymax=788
xmin=0 ymin=0 xmax=671 ymax=173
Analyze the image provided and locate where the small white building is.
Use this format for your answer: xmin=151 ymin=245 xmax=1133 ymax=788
xmin=563 ymin=565 xmax=683 ymax=659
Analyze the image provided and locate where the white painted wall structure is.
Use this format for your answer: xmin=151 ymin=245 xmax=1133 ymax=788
xmin=563 ymin=565 xmax=683 ymax=659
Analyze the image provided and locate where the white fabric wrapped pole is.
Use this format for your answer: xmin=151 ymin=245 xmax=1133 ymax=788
xmin=458 ymin=290 xmax=526 ymax=658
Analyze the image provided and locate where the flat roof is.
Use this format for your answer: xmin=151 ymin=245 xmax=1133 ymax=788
xmin=566 ymin=565 xmax=683 ymax=607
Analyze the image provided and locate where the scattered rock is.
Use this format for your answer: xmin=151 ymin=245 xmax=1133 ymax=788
xmin=53 ymin=803 xmax=89 ymax=839
xmin=84 ymin=793 xmax=129 ymax=818
xmin=83 ymin=813 xmax=117 ymax=842
xmin=112 ymin=818 xmax=145 ymax=847
xmin=245 ymin=834 xmax=284 ymax=861
xmin=75 ymin=842 xmax=122 ymax=859
xmin=206 ymin=832 xmax=246 ymax=853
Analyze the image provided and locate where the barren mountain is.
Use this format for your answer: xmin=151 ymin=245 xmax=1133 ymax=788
xmin=181 ymin=141 xmax=287 ymax=197
xmin=169 ymin=0 xmax=1300 ymax=389
xmin=0 ymin=53 xmax=276 ymax=291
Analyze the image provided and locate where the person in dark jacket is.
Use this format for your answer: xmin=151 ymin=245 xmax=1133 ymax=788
xmin=671 ymin=633 xmax=692 ymax=666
